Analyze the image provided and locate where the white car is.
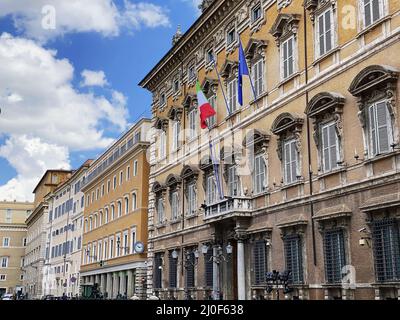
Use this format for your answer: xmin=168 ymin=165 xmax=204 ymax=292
xmin=2 ymin=294 xmax=14 ymax=300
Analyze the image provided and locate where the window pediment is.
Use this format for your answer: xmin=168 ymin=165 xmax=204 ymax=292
xmin=220 ymin=60 xmax=238 ymax=79
xmin=270 ymin=13 xmax=301 ymax=43
xmin=183 ymin=93 xmax=197 ymax=110
xmin=154 ymin=117 xmax=169 ymax=131
xmin=180 ymin=165 xmax=199 ymax=180
xmin=152 ymin=181 xmax=166 ymax=194
xmin=349 ymin=65 xmax=399 ymax=97
xmin=271 ymin=113 xmax=304 ymax=136
xmin=199 ymin=155 xmax=214 ymax=172
xmin=165 ymin=174 xmax=182 ymax=188
xmin=201 ymin=78 xmax=218 ymax=96
xmin=220 ymin=145 xmax=242 ymax=163
xmin=168 ymin=106 xmax=183 ymax=121
xmin=242 ymin=129 xmax=270 ymax=149
xmin=306 ymin=92 xmax=345 ymax=118
xmin=245 ymin=39 xmax=268 ymax=61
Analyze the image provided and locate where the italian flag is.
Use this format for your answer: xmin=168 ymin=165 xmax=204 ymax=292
xmin=196 ymin=81 xmax=216 ymax=129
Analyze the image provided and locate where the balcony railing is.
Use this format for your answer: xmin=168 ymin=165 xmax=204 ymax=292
xmin=204 ymin=197 xmax=252 ymax=221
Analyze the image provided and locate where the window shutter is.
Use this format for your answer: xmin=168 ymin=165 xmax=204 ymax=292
xmin=329 ymin=124 xmax=338 ymax=170
xmin=318 ymin=14 xmax=325 ymax=56
xmin=372 ymin=0 xmax=381 ymax=22
xmin=322 ymin=125 xmax=330 ymax=171
xmin=205 ymin=250 xmax=213 ymax=287
xmin=369 ymin=105 xmax=378 ymax=155
xmin=288 ymin=38 xmax=294 ymax=76
xmin=376 ymin=102 xmax=390 ymax=153
xmin=290 ymin=141 xmax=297 ymax=182
xmin=283 ymin=41 xmax=288 ymax=79
xmin=169 ymin=253 xmax=177 ymax=288
xmin=253 ymin=240 xmax=267 ymax=285
xmin=364 ymin=0 xmax=372 ymax=27
xmin=325 ymin=10 xmax=332 ymax=52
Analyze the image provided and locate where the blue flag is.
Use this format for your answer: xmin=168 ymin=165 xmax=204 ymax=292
xmin=238 ymin=39 xmax=249 ymax=106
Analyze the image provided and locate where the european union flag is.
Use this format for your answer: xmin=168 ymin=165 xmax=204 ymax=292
xmin=238 ymin=39 xmax=249 ymax=106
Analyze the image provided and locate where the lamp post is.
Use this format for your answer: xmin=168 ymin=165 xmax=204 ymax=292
xmin=116 ymin=239 xmax=129 ymax=256
xmin=202 ymin=243 xmax=233 ymax=300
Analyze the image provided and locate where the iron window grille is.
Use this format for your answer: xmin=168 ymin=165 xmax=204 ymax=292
xmin=185 ymin=252 xmax=195 ymax=289
xmin=154 ymin=253 xmax=163 ymax=289
xmin=253 ymin=240 xmax=267 ymax=285
xmin=371 ymin=218 xmax=400 ymax=282
xmin=205 ymin=249 xmax=213 ymax=287
xmin=323 ymin=228 xmax=346 ymax=284
xmin=168 ymin=252 xmax=178 ymax=289
xmin=284 ymin=234 xmax=304 ymax=284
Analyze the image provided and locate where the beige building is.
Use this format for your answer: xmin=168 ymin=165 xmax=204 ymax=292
xmin=80 ymin=119 xmax=151 ymax=299
xmin=43 ymin=160 xmax=91 ymax=298
xmin=139 ymin=0 xmax=400 ymax=300
xmin=23 ymin=170 xmax=71 ymax=299
xmin=0 ymin=201 xmax=33 ymax=297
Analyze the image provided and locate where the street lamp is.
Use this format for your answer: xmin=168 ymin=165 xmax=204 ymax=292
xmin=116 ymin=239 xmax=129 ymax=255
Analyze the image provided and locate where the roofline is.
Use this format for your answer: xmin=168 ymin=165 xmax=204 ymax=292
xmin=32 ymin=169 xmax=72 ymax=194
xmin=138 ymin=1 xmax=220 ymax=89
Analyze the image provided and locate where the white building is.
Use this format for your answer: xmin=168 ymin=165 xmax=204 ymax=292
xmin=43 ymin=160 xmax=91 ymax=298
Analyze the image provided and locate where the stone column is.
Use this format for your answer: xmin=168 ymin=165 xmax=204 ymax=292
xmin=119 ymin=271 xmax=126 ymax=296
xmin=127 ymin=270 xmax=134 ymax=298
xmin=106 ymin=273 xmax=112 ymax=299
xmin=100 ymin=273 xmax=106 ymax=294
xmin=212 ymin=246 xmax=220 ymax=300
xmin=90 ymin=275 xmax=95 ymax=284
xmin=237 ymin=240 xmax=246 ymax=300
xmin=95 ymin=274 xmax=100 ymax=286
xmin=112 ymin=272 xmax=119 ymax=298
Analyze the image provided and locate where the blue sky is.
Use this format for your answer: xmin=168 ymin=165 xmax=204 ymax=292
xmin=0 ymin=0 xmax=200 ymax=201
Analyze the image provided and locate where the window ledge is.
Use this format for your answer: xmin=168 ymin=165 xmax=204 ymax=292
xmin=312 ymin=47 xmax=340 ymax=66
xmin=371 ymin=282 xmax=400 ymax=288
xmin=169 ymin=218 xmax=182 ymax=225
xmin=186 ymin=211 xmax=199 ymax=219
xmin=278 ymin=72 xmax=300 ymax=87
xmin=155 ymin=221 xmax=168 ymax=229
xmin=280 ymin=179 xmax=305 ymax=191
xmin=317 ymin=166 xmax=347 ymax=180
xmin=249 ymin=91 xmax=268 ymax=106
xmin=356 ymin=15 xmax=391 ymax=39
xmin=225 ymin=109 xmax=241 ymax=121
xmin=364 ymin=150 xmax=398 ymax=165
xmin=251 ymin=189 xmax=270 ymax=198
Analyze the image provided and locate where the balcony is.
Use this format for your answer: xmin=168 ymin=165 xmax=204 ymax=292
xmin=203 ymin=197 xmax=252 ymax=221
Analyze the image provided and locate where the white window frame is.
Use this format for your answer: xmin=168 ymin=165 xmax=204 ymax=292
xmin=159 ymin=130 xmax=167 ymax=159
xmin=283 ymin=139 xmax=299 ymax=185
xmin=208 ymin=95 xmax=217 ymax=127
xmin=125 ymin=197 xmax=129 ymax=215
xmin=171 ymin=191 xmax=179 ymax=220
xmin=321 ymin=122 xmax=340 ymax=172
xmin=206 ymin=175 xmax=217 ymax=205
xmin=315 ymin=7 xmax=335 ymax=58
xmin=188 ymin=109 xmax=197 ymax=140
xmin=2 ymin=237 xmax=10 ymax=247
xmin=130 ymin=228 xmax=137 ymax=254
xmin=157 ymin=197 xmax=164 ymax=223
xmin=251 ymin=3 xmax=262 ymax=24
xmin=228 ymin=78 xmax=238 ymax=113
xmin=253 ymin=153 xmax=267 ymax=194
xmin=228 ymin=166 xmax=241 ymax=197
xmin=1 ymin=257 xmax=9 ymax=268
xmin=117 ymin=201 xmax=122 ymax=218
xmin=172 ymin=120 xmax=181 ymax=151
xmin=123 ymin=230 xmax=129 ymax=255
xmin=5 ymin=209 xmax=12 ymax=223
xmin=126 ymin=166 xmax=131 ymax=181
xmin=0 ymin=275 xmax=7 ymax=281
xmin=281 ymin=36 xmax=296 ymax=80
xmin=227 ymin=27 xmax=236 ymax=45
xmin=115 ymin=233 xmax=121 ymax=257
xmin=109 ymin=237 xmax=114 ymax=259
xmin=251 ymin=59 xmax=264 ymax=98
xmin=132 ymin=192 xmax=137 ymax=211
xmin=133 ymin=160 xmax=138 ymax=176
xmin=187 ymin=183 xmax=197 ymax=216
xmin=368 ymin=100 xmax=393 ymax=157
xmin=361 ymin=0 xmax=384 ymax=29
xmin=103 ymin=238 xmax=108 ymax=260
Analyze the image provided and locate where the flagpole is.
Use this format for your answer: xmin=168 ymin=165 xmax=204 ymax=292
xmin=238 ymin=36 xmax=261 ymax=110
xmin=211 ymin=57 xmax=231 ymax=116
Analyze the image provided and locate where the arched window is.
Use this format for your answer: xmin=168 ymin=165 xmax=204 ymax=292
xmin=111 ymin=205 xmax=115 ymax=220
xmin=89 ymin=216 xmax=93 ymax=231
xmin=105 ymin=208 xmax=109 ymax=224
xmin=94 ymin=214 xmax=98 ymax=229
xmin=117 ymin=201 xmax=122 ymax=217
xmin=132 ymin=193 xmax=137 ymax=211
xmin=99 ymin=211 xmax=103 ymax=227
xmin=125 ymin=197 xmax=129 ymax=215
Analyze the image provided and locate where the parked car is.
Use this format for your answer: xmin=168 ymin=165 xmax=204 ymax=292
xmin=2 ymin=294 xmax=14 ymax=300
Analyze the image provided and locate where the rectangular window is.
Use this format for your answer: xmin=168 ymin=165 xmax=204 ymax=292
xmin=323 ymin=228 xmax=346 ymax=284
xmin=363 ymin=0 xmax=383 ymax=28
xmin=321 ymin=122 xmax=339 ymax=172
xmin=253 ymin=154 xmax=266 ymax=194
xmin=206 ymin=175 xmax=216 ymax=205
xmin=186 ymin=251 xmax=195 ymax=288
xmin=369 ymin=101 xmax=392 ymax=156
xmin=284 ymin=234 xmax=304 ymax=284
xmin=171 ymin=191 xmax=179 ymax=221
xmin=119 ymin=171 xmax=123 ymax=185
xmin=173 ymin=79 xmax=180 ymax=93
xmin=187 ymin=183 xmax=197 ymax=216
xmin=281 ymin=36 xmax=295 ymax=79
xmin=188 ymin=66 xmax=196 ymax=80
xmin=228 ymin=79 xmax=238 ymax=113
xmin=109 ymin=237 xmax=114 ymax=259
xmin=253 ymin=240 xmax=267 ymax=285
xmin=123 ymin=231 xmax=129 ymax=255
xmin=1 ymin=257 xmax=9 ymax=268
xmin=160 ymin=92 xmax=166 ymax=106
xmin=206 ymin=49 xmax=214 ymax=64
xmin=189 ymin=109 xmax=197 ymax=140
xmin=0 ymin=275 xmax=6 ymax=281
xmin=103 ymin=239 xmax=107 ymax=260
xmin=157 ymin=198 xmax=164 ymax=223
xmin=251 ymin=4 xmax=262 ymax=23
xmin=284 ymin=139 xmax=298 ymax=184
xmin=252 ymin=59 xmax=264 ymax=98
xmin=172 ymin=121 xmax=181 ymax=151
xmin=6 ymin=209 xmax=12 ymax=223
xmin=130 ymin=229 xmax=136 ymax=254
xmin=154 ymin=253 xmax=163 ymax=289
xmin=205 ymin=249 xmax=213 ymax=287
xmin=371 ymin=218 xmax=400 ymax=282
xmin=126 ymin=166 xmax=130 ymax=181
xmin=2 ymin=237 xmax=10 ymax=247
xmin=159 ymin=131 xmax=166 ymax=159
xmin=169 ymin=251 xmax=178 ymax=289
xmin=227 ymin=28 xmax=235 ymax=45
xmin=133 ymin=160 xmax=138 ymax=176
xmin=228 ymin=166 xmax=240 ymax=197
xmin=208 ymin=95 xmax=217 ymax=127
xmin=107 ymin=180 xmax=111 ymax=193
xmin=316 ymin=8 xmax=333 ymax=57
xmin=113 ymin=176 xmax=117 ymax=189
xmin=101 ymin=184 xmax=105 ymax=197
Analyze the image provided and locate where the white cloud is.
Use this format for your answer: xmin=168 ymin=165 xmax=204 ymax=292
xmin=0 ymin=0 xmax=171 ymax=42
xmin=0 ymin=135 xmax=71 ymax=202
xmin=81 ymin=70 xmax=108 ymax=87
xmin=0 ymin=33 xmax=130 ymax=201
xmin=122 ymin=1 xmax=171 ymax=29
xmin=181 ymin=0 xmax=202 ymax=15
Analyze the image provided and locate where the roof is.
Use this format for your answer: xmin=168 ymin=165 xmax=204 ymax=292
xmin=32 ymin=169 xmax=72 ymax=194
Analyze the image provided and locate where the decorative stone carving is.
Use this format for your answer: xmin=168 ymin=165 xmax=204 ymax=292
xmin=304 ymin=0 xmax=337 ymax=23
xmin=199 ymin=0 xmax=216 ymax=13
xmin=277 ymin=0 xmax=293 ymax=10
xmin=270 ymin=13 xmax=301 ymax=46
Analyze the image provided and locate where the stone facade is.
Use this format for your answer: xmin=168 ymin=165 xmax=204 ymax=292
xmin=140 ymin=0 xmax=400 ymax=300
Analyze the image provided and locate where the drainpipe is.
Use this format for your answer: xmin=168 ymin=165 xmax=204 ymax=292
xmin=303 ymin=5 xmax=317 ymax=266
